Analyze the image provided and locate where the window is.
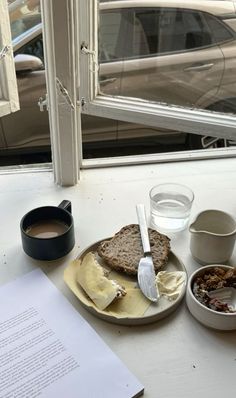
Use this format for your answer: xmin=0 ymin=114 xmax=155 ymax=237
xmin=99 ymin=11 xmax=125 ymax=61
xmin=88 ymin=1 xmax=236 ymax=138
xmin=98 ymin=6 xmax=236 ymax=110
xmin=9 ymin=0 xmax=41 ymax=40
xmin=0 ymin=0 xmax=19 ymax=118
xmin=205 ymin=14 xmax=234 ymax=44
xmin=40 ymin=0 xmax=236 ymax=186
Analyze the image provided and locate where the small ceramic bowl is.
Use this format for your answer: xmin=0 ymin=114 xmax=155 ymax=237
xmin=186 ymin=265 xmax=236 ymax=330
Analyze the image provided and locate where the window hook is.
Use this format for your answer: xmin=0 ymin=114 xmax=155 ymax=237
xmin=81 ymin=43 xmax=98 ymax=73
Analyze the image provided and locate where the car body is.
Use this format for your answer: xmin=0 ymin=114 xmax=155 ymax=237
xmin=1 ymin=0 xmax=236 ymax=154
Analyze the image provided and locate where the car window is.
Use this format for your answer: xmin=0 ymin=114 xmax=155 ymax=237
xmin=100 ymin=7 xmax=216 ymax=61
xmin=132 ymin=9 xmax=160 ymax=55
xmin=181 ymin=10 xmax=213 ymax=50
xmin=99 ymin=10 xmax=130 ymax=61
xmin=136 ymin=8 xmax=213 ymax=54
xmin=14 ymin=34 xmax=44 ymax=63
xmin=99 ymin=11 xmax=121 ymax=61
xmin=204 ymin=14 xmax=234 ymax=43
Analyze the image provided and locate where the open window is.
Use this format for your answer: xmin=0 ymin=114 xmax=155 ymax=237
xmin=80 ymin=1 xmax=236 ymax=143
xmin=40 ymin=0 xmax=236 ymax=186
xmin=0 ymin=0 xmax=19 ymax=118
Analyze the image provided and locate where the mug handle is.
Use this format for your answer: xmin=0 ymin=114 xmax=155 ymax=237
xmin=58 ymin=200 xmax=72 ymax=213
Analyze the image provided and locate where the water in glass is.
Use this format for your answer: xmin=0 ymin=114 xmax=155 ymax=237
xmin=150 ymin=192 xmax=192 ymax=233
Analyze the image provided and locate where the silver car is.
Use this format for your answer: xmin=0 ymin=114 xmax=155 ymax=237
xmin=1 ymin=0 xmax=236 ymax=154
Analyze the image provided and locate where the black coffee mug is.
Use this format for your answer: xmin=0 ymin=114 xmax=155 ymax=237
xmin=20 ymin=200 xmax=75 ymax=260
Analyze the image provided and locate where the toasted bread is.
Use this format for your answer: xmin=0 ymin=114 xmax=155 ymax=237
xmin=97 ymin=224 xmax=170 ymax=275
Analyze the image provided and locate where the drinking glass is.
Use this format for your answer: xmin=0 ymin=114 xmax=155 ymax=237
xmin=149 ymin=183 xmax=194 ymax=233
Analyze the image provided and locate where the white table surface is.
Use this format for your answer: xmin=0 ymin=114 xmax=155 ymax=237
xmin=0 ymin=158 xmax=236 ymax=397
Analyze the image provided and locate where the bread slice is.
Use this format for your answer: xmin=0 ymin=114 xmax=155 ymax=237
xmin=97 ymin=224 xmax=170 ymax=276
xmin=77 ymin=251 xmax=126 ymax=310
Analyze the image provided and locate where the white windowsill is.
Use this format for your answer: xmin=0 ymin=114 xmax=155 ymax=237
xmin=0 ymin=157 xmax=235 ymax=398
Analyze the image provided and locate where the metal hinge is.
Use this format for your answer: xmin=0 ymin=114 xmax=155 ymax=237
xmin=38 ymin=95 xmax=48 ymax=112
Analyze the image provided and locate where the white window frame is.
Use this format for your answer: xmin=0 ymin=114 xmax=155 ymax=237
xmin=0 ymin=0 xmax=19 ymax=118
xmin=41 ymin=0 xmax=80 ymax=186
xmin=41 ymin=0 xmax=236 ymax=186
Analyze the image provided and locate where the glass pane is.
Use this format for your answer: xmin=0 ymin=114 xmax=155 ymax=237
xmin=98 ymin=3 xmax=236 ymax=115
xmin=14 ymin=34 xmax=44 ymax=61
xmin=0 ymin=1 xmax=47 ymax=165
xmin=9 ymin=0 xmax=41 ymax=40
xmin=82 ymin=115 xmax=188 ymax=159
xmin=81 ymin=115 xmax=235 ymax=160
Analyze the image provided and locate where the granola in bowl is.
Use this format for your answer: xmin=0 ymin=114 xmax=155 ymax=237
xmin=192 ymin=266 xmax=236 ymax=313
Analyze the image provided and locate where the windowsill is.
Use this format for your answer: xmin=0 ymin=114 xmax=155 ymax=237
xmin=0 ymin=162 xmax=52 ymax=175
xmin=82 ymin=146 xmax=236 ymax=168
xmin=0 ymin=157 xmax=235 ymax=397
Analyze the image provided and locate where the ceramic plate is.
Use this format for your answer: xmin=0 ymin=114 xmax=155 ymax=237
xmin=64 ymin=239 xmax=187 ymax=325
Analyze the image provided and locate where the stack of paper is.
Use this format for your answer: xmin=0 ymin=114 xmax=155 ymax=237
xmin=0 ymin=269 xmax=143 ymax=398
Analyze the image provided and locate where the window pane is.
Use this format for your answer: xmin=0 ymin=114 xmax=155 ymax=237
xmin=14 ymin=34 xmax=44 ymax=61
xmin=99 ymin=11 xmax=124 ymax=61
xmin=82 ymin=115 xmax=236 ymax=160
xmin=9 ymin=0 xmax=41 ymax=40
xmin=0 ymin=0 xmax=19 ymax=118
xmin=98 ymin=4 xmax=236 ymax=115
xmin=0 ymin=1 xmax=47 ymax=163
xmin=82 ymin=115 xmax=188 ymax=159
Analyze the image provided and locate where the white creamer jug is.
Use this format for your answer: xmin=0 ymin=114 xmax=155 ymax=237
xmin=189 ymin=209 xmax=236 ymax=265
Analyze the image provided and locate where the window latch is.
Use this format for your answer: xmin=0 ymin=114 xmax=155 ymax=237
xmin=81 ymin=43 xmax=98 ymax=73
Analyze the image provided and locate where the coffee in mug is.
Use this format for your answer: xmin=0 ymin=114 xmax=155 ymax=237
xmin=20 ymin=200 xmax=75 ymax=260
xmin=25 ymin=219 xmax=69 ymax=239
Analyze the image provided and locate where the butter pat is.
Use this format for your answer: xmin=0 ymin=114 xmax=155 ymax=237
xmin=156 ymin=271 xmax=186 ymax=301
xmin=76 ymin=252 xmax=126 ymax=310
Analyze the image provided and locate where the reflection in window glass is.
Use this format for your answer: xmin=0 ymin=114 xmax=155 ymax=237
xmin=99 ymin=12 xmax=122 ymax=61
xmin=9 ymin=0 xmax=41 ymax=40
xmin=205 ymin=14 xmax=233 ymax=43
xmin=98 ymin=5 xmax=236 ymax=115
xmin=81 ymin=112 xmax=235 ymax=159
xmin=14 ymin=35 xmax=44 ymax=62
xmin=82 ymin=115 xmax=188 ymax=159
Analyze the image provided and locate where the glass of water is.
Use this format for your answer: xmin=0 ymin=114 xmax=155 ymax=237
xmin=149 ymin=183 xmax=194 ymax=233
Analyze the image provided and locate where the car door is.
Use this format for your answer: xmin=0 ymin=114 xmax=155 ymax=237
xmin=115 ymin=7 xmax=225 ymax=108
xmin=114 ymin=6 xmax=226 ymax=141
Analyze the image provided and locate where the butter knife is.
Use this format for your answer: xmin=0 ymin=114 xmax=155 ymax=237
xmin=136 ymin=204 xmax=159 ymax=302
